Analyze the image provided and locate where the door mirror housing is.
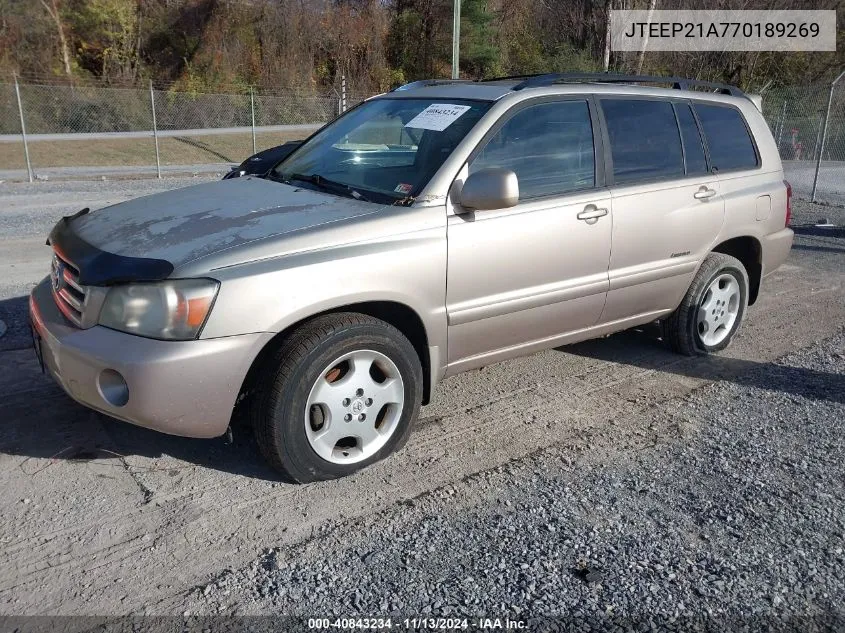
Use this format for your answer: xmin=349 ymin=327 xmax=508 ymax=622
xmin=456 ymin=168 xmax=519 ymax=211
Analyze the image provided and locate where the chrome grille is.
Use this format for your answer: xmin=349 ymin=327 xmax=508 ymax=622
xmin=51 ymin=251 xmax=87 ymax=326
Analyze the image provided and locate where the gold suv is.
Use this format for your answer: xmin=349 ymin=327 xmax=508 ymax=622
xmin=30 ymin=74 xmax=794 ymax=481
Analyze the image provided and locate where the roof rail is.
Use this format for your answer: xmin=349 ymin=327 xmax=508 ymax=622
xmin=479 ymin=73 xmax=549 ymax=83
xmin=392 ymin=79 xmax=474 ymax=92
xmin=500 ymin=73 xmax=746 ymax=98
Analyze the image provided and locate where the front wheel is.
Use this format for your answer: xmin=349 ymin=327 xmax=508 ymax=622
xmin=662 ymin=253 xmax=749 ymax=356
xmin=251 ymin=313 xmax=422 ymax=482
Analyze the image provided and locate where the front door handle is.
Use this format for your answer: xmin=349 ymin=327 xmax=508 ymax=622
xmin=577 ymin=205 xmax=609 ymax=224
xmin=694 ymin=187 xmax=717 ymax=200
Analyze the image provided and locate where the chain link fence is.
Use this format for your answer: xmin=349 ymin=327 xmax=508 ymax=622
xmin=2 ymin=78 xmax=843 ymax=207
xmin=762 ymin=79 xmax=845 ymax=207
xmin=0 ymin=80 xmax=368 ymax=179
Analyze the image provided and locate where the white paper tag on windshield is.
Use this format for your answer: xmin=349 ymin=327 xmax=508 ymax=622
xmin=404 ymin=104 xmax=472 ymax=131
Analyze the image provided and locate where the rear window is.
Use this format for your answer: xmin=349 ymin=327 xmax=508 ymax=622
xmin=601 ymin=99 xmax=684 ymax=184
xmin=674 ymin=103 xmax=708 ymax=175
xmin=694 ymin=104 xmax=759 ymax=172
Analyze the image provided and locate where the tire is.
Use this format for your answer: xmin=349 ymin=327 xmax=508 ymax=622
xmin=251 ymin=312 xmax=423 ymax=483
xmin=662 ymin=253 xmax=749 ymax=356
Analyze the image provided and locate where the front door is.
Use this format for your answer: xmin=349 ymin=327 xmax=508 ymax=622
xmin=445 ymin=98 xmax=613 ymax=373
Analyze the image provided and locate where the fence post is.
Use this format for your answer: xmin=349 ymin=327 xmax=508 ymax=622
xmin=776 ymin=99 xmax=787 ymax=149
xmin=149 ymin=80 xmax=161 ymax=179
xmin=341 ymin=74 xmax=347 ymax=113
xmin=811 ymin=70 xmax=845 ymax=203
xmin=250 ymin=87 xmax=257 ymax=154
xmin=13 ymin=73 xmax=33 ymax=183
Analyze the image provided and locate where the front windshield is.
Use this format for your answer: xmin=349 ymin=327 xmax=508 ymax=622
xmin=272 ymin=98 xmax=491 ymax=204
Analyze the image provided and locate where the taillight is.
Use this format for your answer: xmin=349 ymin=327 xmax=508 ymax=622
xmin=783 ymin=179 xmax=792 ymax=227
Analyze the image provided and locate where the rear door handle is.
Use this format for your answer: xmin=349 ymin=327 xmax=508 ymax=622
xmin=577 ymin=205 xmax=609 ymax=223
xmin=694 ymin=187 xmax=717 ymax=200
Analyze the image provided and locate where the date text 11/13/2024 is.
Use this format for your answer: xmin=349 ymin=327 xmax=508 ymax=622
xmin=307 ymin=618 xmax=528 ymax=630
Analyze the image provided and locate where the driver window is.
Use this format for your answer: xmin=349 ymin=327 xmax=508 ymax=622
xmin=469 ymin=100 xmax=596 ymax=200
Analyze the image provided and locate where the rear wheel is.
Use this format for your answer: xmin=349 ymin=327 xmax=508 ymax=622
xmin=252 ymin=313 xmax=422 ymax=482
xmin=662 ymin=253 xmax=749 ymax=356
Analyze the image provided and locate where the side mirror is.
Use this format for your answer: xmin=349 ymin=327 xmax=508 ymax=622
xmin=456 ymin=168 xmax=519 ymax=212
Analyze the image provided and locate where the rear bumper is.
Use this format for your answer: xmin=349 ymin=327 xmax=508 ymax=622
xmin=29 ymin=277 xmax=271 ymax=438
xmin=762 ymin=228 xmax=794 ymax=278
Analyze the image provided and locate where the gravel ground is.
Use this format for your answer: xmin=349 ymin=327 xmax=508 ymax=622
xmin=1 ymin=177 xmax=843 ymax=621
xmin=0 ymin=176 xmax=216 ymax=249
xmin=792 ymin=198 xmax=845 ymax=228
xmin=191 ymin=331 xmax=845 ymax=631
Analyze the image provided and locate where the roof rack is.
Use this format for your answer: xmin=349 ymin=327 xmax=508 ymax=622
xmin=485 ymin=72 xmax=746 ymax=98
xmin=392 ymin=79 xmax=474 ymax=92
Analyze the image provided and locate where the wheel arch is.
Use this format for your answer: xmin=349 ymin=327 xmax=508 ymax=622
xmin=711 ymin=235 xmax=762 ymax=305
xmin=237 ymin=300 xmax=433 ymax=411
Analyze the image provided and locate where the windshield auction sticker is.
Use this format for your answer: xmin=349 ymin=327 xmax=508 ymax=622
xmin=610 ymin=10 xmax=836 ymax=51
xmin=405 ymin=104 xmax=472 ymax=131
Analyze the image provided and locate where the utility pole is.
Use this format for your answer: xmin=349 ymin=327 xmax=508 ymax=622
xmin=451 ymin=0 xmax=462 ymax=79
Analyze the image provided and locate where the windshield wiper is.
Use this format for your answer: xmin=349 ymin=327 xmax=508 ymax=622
xmin=284 ymin=173 xmax=371 ymax=203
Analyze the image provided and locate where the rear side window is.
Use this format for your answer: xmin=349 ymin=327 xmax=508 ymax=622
xmin=674 ymin=103 xmax=708 ymax=175
xmin=601 ymin=99 xmax=684 ymax=184
xmin=470 ymin=100 xmax=595 ymax=199
xmin=694 ymin=104 xmax=759 ymax=172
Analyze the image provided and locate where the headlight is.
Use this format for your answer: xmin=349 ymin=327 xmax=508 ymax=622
xmin=98 ymin=279 xmax=219 ymax=340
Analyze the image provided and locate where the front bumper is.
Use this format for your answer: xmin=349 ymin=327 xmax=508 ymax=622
xmin=29 ymin=277 xmax=271 ymax=438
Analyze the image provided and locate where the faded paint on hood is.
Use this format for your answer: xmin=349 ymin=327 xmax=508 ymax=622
xmin=70 ymin=177 xmax=380 ymax=268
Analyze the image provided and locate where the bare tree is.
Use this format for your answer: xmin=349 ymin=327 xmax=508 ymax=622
xmin=602 ymin=0 xmax=612 ymax=71
xmin=635 ymin=0 xmax=657 ymax=74
xmin=39 ymin=0 xmax=72 ymax=81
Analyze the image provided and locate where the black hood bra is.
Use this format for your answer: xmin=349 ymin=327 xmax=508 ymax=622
xmin=47 ymin=208 xmax=174 ymax=286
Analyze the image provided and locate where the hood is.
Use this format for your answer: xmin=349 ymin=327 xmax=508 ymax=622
xmin=70 ymin=177 xmax=380 ymax=270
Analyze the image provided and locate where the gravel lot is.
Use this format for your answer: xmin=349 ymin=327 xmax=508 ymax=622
xmin=792 ymin=198 xmax=845 ymax=228
xmin=191 ymin=331 xmax=845 ymax=630
xmin=0 ymin=177 xmax=843 ymax=621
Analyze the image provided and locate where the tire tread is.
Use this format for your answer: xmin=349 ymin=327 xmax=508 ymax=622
xmin=251 ymin=312 xmax=419 ymax=482
xmin=662 ymin=252 xmax=748 ymax=356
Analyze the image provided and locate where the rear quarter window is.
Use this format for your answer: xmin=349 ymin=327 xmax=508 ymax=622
xmin=694 ymin=104 xmax=759 ymax=172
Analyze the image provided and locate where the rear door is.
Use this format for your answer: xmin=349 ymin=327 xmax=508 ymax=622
xmin=693 ymin=101 xmax=772 ymax=252
xmin=598 ymin=97 xmax=726 ymax=324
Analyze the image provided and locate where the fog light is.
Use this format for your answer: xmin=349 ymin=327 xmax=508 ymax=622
xmin=98 ymin=369 xmax=129 ymax=407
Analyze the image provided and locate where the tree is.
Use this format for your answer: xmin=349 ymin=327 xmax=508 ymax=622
xmin=66 ymin=0 xmax=143 ymax=83
xmin=460 ymin=0 xmax=499 ymax=78
xmin=635 ymin=0 xmax=657 ymax=74
xmin=602 ymin=0 xmax=612 ymax=71
xmin=40 ymin=0 xmax=73 ymax=81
